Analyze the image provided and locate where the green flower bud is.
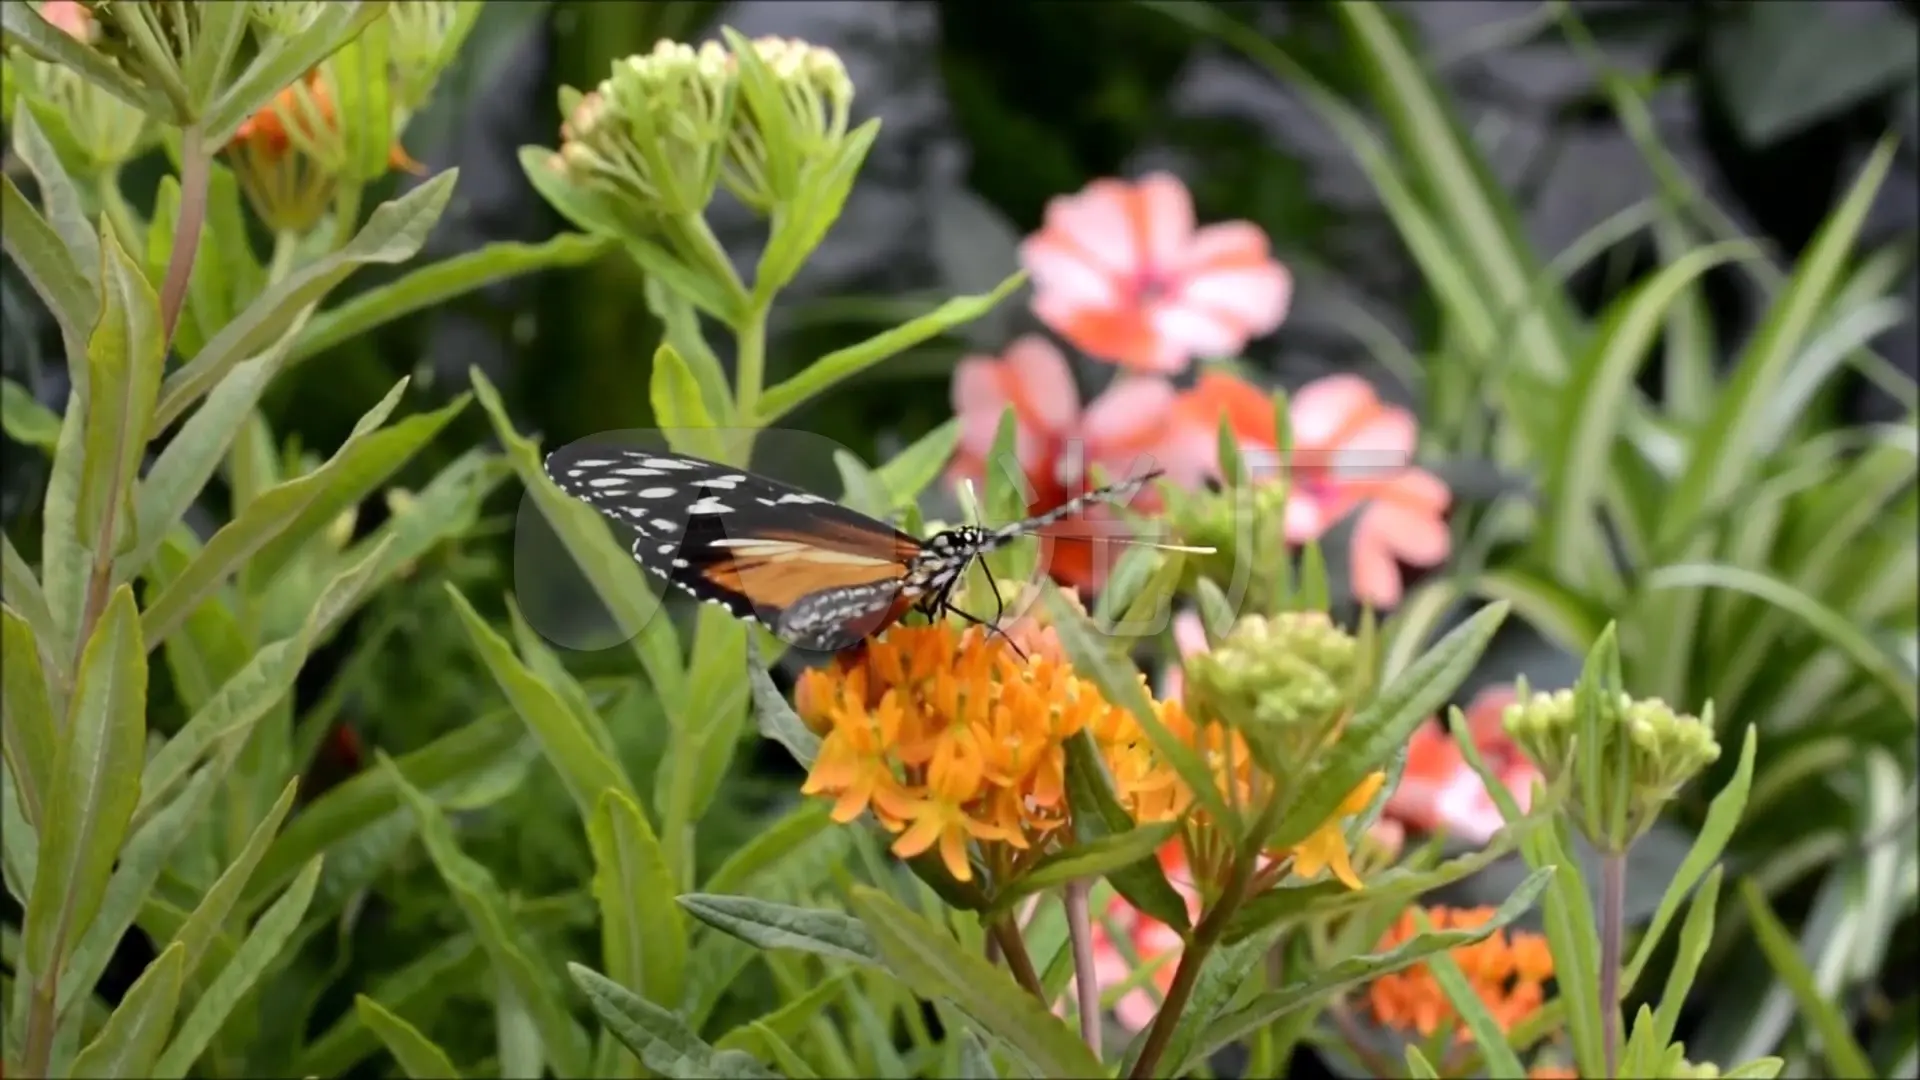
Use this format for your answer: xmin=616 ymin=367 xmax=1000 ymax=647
xmin=1502 ymin=683 xmax=1720 ymax=853
xmin=387 ymin=1 xmax=482 ymax=112
xmin=1183 ymin=612 xmax=1358 ymax=768
xmin=720 ymin=35 xmax=853 ymax=213
xmin=558 ymin=40 xmax=735 ymax=220
xmin=1162 ymin=479 xmax=1289 ymax=614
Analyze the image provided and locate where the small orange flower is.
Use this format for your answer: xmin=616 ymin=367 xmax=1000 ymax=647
xmin=230 ymin=69 xmax=423 ymax=173
xmin=794 ymin=622 xmax=1160 ymax=883
xmin=1365 ymin=905 xmax=1555 ymax=1044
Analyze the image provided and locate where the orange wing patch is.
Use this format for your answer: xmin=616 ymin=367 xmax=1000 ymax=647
xmin=698 ymin=541 xmax=908 ymax=610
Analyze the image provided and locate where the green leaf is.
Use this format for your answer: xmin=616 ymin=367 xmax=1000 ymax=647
xmin=1741 ymin=877 xmax=1876 ymax=1079
xmin=1223 ymin=815 xmax=1537 ymax=943
xmin=137 ymin=380 xmax=449 ymax=650
xmin=872 ymin=419 xmax=961 ymax=511
xmin=746 ymin=636 xmax=819 ymax=768
xmin=1659 ymin=136 xmax=1898 ymax=550
xmin=1062 ymin=731 xmax=1191 ymax=931
xmin=834 ymin=450 xmax=889 ymax=519
xmin=1525 ymin=815 xmax=1606 ymax=1077
xmin=444 ymin=584 xmax=636 ymax=820
xmin=651 ymin=342 xmax=727 ymax=460
xmin=755 ymin=270 xmax=1027 ymax=424
xmin=1179 ymin=868 xmax=1552 ymax=1076
xmin=992 ymin=822 xmax=1178 ymax=913
xmin=353 ymin=995 xmax=463 ymax=1080
xmin=1623 ymin=725 xmax=1754 ymax=994
xmin=643 ymin=275 xmax=735 ymax=425
xmin=1647 ymin=563 xmax=1917 ymax=718
xmin=702 ymin=800 xmax=834 ymax=897
xmin=0 ymin=1 xmax=167 ymax=115
xmin=242 ymin=708 xmax=525 ymax=913
xmin=713 ymin=969 xmax=852 ymax=1056
xmin=1 ymin=605 xmax=59 ymax=828
xmin=154 ymin=170 xmax=457 ymax=430
xmin=167 ymin=777 xmax=298 ymax=985
xmin=752 ymin=120 xmax=880 ymax=305
xmin=1268 ymin=601 xmax=1508 ymax=851
xmin=661 ymin=611 xmax=751 ymax=882
xmin=290 ymin=234 xmax=615 ymax=364
xmin=569 ymin=963 xmax=779 ymax=1079
xmin=11 ymin=104 xmax=99 ymax=302
xmin=849 ymin=886 xmax=1106 ymax=1078
xmin=150 ymin=855 xmax=324 ymax=1078
xmin=468 ymin=366 xmax=685 ymax=706
xmin=1405 ymin=1046 xmax=1442 ymax=1079
xmin=1043 ymin=583 xmax=1236 ymax=830
xmin=2 ymin=535 xmax=59 ymax=667
xmin=295 ymin=936 xmax=481 ymax=1077
xmin=1545 ymin=240 xmax=1756 ymax=587
xmin=68 ymin=941 xmax=185 ymax=1079
xmin=1641 ymin=866 xmax=1721 ymax=1071
xmin=24 ymin=585 xmax=144 ymax=977
xmin=199 ymin=1 xmax=394 ymax=144
xmin=380 ymin=753 xmax=592 ymax=1079
xmin=675 ymin=894 xmax=879 ymax=967
xmin=40 ymin=378 xmax=89 ymax=655
xmin=177 ymin=0 xmax=248 ymax=112
xmin=588 ymin=788 xmax=686 ymax=1008
xmin=0 ymin=173 xmax=94 ymax=358
xmin=124 ymin=304 xmax=306 ymax=583
xmin=78 ymin=223 xmax=165 ymax=558
xmin=1410 ymin=909 xmax=1526 ymax=1078
xmin=332 ymin=14 xmax=393 ymax=182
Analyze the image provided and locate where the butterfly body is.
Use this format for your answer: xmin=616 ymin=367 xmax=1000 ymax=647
xmin=544 ymin=443 xmax=1158 ymax=652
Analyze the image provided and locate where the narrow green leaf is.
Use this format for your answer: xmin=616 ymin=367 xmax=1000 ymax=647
xmin=1405 ymin=1046 xmax=1442 ymax=1079
xmin=702 ymin=800 xmax=834 ymax=897
xmin=676 ymin=894 xmax=879 ymax=967
xmin=154 ymin=170 xmax=457 ymax=429
xmin=651 ymin=342 xmax=726 ymax=460
xmin=751 ymin=120 xmax=879 ymax=304
xmin=380 ymin=753 xmax=593 ymax=1078
xmin=10 ymin=104 xmax=100 ymax=304
xmin=992 ymin=822 xmax=1178 ymax=912
xmin=1 ymin=605 xmax=59 ymax=828
xmin=354 ymin=994 xmax=463 ymax=1080
xmin=1043 ymin=583 xmax=1236 ymax=830
xmin=199 ymin=1 xmax=394 ymax=143
xmin=1411 ymin=909 xmax=1526 ymax=1078
xmin=1646 ymin=865 xmax=1721 ymax=1063
xmin=444 ymin=584 xmax=636 ymax=820
xmin=1623 ymin=725 xmax=1754 ymax=993
xmin=746 ymin=636 xmax=820 ymax=768
xmin=834 ymin=450 xmax=889 ymax=520
xmin=756 ymin=271 xmax=1027 ymax=424
xmin=847 ymin=886 xmax=1107 ymax=1079
xmin=24 ymin=585 xmax=144 ymax=976
xmin=295 ymin=936 xmax=481 ymax=1077
xmin=2 ymin=538 xmax=58 ymax=676
xmin=1525 ymin=815 xmax=1606 ymax=1076
xmin=662 ymin=611 xmax=751 ymax=880
xmin=78 ymin=223 xmax=165 ymax=557
xmin=150 ymin=855 xmax=324 ymax=1078
xmin=469 ymin=367 xmax=685 ymax=706
xmin=588 ymin=788 xmax=686 ymax=1008
xmin=1 ymin=377 xmax=61 ymax=452
xmin=569 ymin=964 xmax=778 ymax=1079
xmin=713 ymin=969 xmax=852 ymax=1056
xmin=1181 ymin=868 xmax=1552 ymax=1075
xmin=290 ymin=234 xmax=614 ymax=363
xmin=1062 ymin=731 xmax=1191 ymax=931
xmin=1269 ymin=601 xmax=1508 ymax=850
xmin=168 ymin=777 xmax=298 ymax=984
xmin=642 ymin=275 xmax=734 ymax=425
xmin=1741 ymin=878 xmax=1876 ymax=1078
xmin=1659 ymin=136 xmax=1898 ymax=549
xmin=68 ymin=941 xmax=185 ymax=1079
xmin=874 ymin=418 xmax=962 ymax=511
xmin=0 ymin=172 xmax=94 ymax=357
xmin=40 ymin=379 xmax=90 ymax=654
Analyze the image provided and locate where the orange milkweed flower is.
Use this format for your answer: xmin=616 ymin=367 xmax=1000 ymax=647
xmin=1364 ymin=905 xmax=1555 ymax=1043
xmin=230 ymin=69 xmax=424 ymax=173
xmin=1020 ymin=172 xmax=1293 ymax=374
xmin=794 ymin=621 xmax=1181 ymax=883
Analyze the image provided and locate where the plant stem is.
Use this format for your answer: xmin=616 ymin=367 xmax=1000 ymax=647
xmin=991 ymin=918 xmax=1045 ymax=1001
xmin=157 ymin=125 xmax=211 ymax=353
xmin=1600 ymin=848 xmax=1627 ymax=1078
xmin=22 ymin=976 xmax=58 ymax=1080
xmin=331 ymin=182 xmax=363 ymax=250
xmin=1065 ymin=880 xmax=1102 ymax=1058
xmin=734 ymin=303 xmax=766 ymax=428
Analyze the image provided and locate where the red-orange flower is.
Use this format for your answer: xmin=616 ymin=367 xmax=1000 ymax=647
xmin=1020 ymin=173 xmax=1293 ymax=374
xmin=229 ymin=69 xmax=423 ymax=174
xmin=1388 ymin=685 xmax=1540 ymax=845
xmin=1365 ymin=906 xmax=1554 ymax=1042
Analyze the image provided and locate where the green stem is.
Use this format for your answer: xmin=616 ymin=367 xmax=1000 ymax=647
xmin=735 ymin=305 xmax=767 ymax=431
xmin=990 ymin=918 xmax=1045 ymax=1002
xmin=331 ymin=182 xmax=363 ymax=251
xmin=156 ymin=125 xmax=211 ymax=353
xmin=1065 ymin=880 xmax=1102 ymax=1058
xmin=1600 ymin=848 xmax=1627 ymax=1078
xmin=268 ymin=229 xmax=301 ymax=284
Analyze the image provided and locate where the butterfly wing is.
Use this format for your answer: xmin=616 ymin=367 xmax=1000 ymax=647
xmin=544 ymin=443 xmax=923 ymax=651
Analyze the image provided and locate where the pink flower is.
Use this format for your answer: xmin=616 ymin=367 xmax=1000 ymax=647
xmin=1155 ymin=370 xmax=1453 ymax=610
xmin=39 ymin=0 xmax=93 ymax=39
xmin=948 ymin=335 xmax=1175 ymax=591
xmin=1019 ymin=173 xmax=1293 ymax=375
xmin=1386 ymin=686 xmax=1540 ymax=845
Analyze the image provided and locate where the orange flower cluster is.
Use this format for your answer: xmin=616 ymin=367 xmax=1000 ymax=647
xmin=230 ymin=69 xmax=422 ymax=173
xmin=1366 ymin=906 xmax=1554 ymax=1042
xmin=795 ymin=622 xmax=1191 ymax=883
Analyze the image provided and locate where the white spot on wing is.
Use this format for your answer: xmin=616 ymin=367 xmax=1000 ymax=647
xmin=651 ymin=519 xmax=676 ymax=532
xmin=689 ymin=496 xmax=731 ymax=515
xmin=642 ymin=457 xmax=696 ymax=470
xmin=588 ymin=477 xmax=626 ymax=488
xmin=616 ymin=467 xmax=663 ymax=477
xmin=636 ymin=487 xmax=676 ymax=499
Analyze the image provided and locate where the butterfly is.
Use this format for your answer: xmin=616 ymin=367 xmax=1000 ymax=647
xmin=543 ymin=442 xmax=1165 ymax=653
